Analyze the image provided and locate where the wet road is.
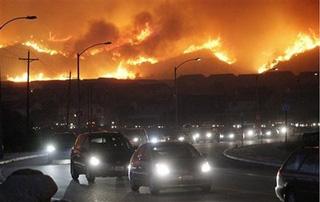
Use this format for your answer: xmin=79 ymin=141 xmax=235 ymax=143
xmin=1 ymin=142 xmax=280 ymax=202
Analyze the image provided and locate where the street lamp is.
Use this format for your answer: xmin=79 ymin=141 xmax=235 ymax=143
xmin=0 ymin=16 xmax=37 ymax=30
xmin=174 ymin=58 xmax=201 ymax=128
xmin=76 ymin=41 xmax=112 ymax=129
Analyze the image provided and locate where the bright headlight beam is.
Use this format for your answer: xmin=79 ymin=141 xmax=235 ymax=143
xmin=46 ymin=144 xmax=56 ymax=153
xmin=155 ymin=163 xmax=170 ymax=176
xmin=228 ymin=133 xmax=235 ymax=139
xmin=201 ymin=161 xmax=211 ymax=173
xmin=89 ymin=156 xmax=100 ymax=166
xmin=206 ymin=132 xmax=212 ymax=138
xmin=150 ymin=137 xmax=158 ymax=144
xmin=266 ymin=131 xmax=272 ymax=136
xmin=178 ymin=136 xmax=185 ymax=141
xmin=133 ymin=137 xmax=139 ymax=142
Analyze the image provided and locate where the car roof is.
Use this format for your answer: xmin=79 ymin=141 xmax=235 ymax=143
xmin=81 ymin=131 xmax=123 ymax=137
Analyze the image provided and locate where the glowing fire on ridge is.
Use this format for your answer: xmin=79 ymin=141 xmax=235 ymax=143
xmin=22 ymin=40 xmax=66 ymax=56
xmin=102 ymin=62 xmax=136 ymax=79
xmin=136 ymin=23 xmax=152 ymax=42
xmin=258 ymin=33 xmax=320 ymax=73
xmin=7 ymin=73 xmax=68 ymax=82
xmin=184 ymin=38 xmax=236 ymax=64
xmin=126 ymin=56 xmax=158 ymax=66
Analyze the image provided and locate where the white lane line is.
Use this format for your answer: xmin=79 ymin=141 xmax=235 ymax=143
xmin=223 ymin=147 xmax=281 ymax=167
xmin=0 ymin=153 xmax=47 ymax=165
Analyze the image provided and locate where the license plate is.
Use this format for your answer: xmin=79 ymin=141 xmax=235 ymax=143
xmin=115 ymin=166 xmax=124 ymax=171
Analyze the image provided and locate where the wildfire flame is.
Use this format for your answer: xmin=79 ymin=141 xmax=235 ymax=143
xmin=7 ymin=73 xmax=69 ymax=82
xmin=126 ymin=56 xmax=158 ymax=66
xmin=184 ymin=38 xmax=236 ymax=64
xmin=102 ymin=62 xmax=136 ymax=79
xmin=258 ymin=33 xmax=320 ymax=73
xmin=136 ymin=23 xmax=152 ymax=42
xmin=22 ymin=40 xmax=66 ymax=56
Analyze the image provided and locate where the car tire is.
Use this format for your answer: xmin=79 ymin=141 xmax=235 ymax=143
xmin=70 ymin=161 xmax=79 ymax=180
xmin=201 ymin=185 xmax=211 ymax=193
xmin=130 ymin=181 xmax=140 ymax=192
xmin=149 ymin=181 xmax=160 ymax=195
xmin=284 ymin=190 xmax=296 ymax=202
xmin=86 ymin=170 xmax=95 ymax=184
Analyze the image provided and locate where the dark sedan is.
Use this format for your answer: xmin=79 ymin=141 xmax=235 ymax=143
xmin=70 ymin=131 xmax=134 ymax=183
xmin=128 ymin=141 xmax=212 ymax=194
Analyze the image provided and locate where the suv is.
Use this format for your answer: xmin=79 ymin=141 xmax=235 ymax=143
xmin=70 ymin=131 xmax=134 ymax=183
xmin=275 ymin=146 xmax=319 ymax=202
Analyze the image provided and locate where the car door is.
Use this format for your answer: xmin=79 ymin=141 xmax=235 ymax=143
xmin=73 ymin=135 xmax=89 ymax=170
xmin=133 ymin=145 xmax=150 ymax=185
xmin=295 ymin=150 xmax=319 ymax=202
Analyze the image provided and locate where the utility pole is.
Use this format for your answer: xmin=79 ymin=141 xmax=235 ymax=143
xmin=66 ymin=71 xmax=71 ymax=129
xmin=77 ymin=53 xmax=81 ymax=130
xmin=19 ymin=50 xmax=38 ymax=136
xmin=0 ymin=67 xmax=3 ymax=158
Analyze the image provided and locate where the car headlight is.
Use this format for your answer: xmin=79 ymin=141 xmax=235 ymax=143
xmin=150 ymin=137 xmax=158 ymax=144
xmin=89 ymin=156 xmax=100 ymax=166
xmin=228 ymin=133 xmax=235 ymax=139
xmin=247 ymin=130 xmax=254 ymax=137
xmin=201 ymin=161 xmax=211 ymax=173
xmin=46 ymin=144 xmax=56 ymax=153
xmin=193 ymin=133 xmax=200 ymax=140
xmin=219 ymin=134 xmax=224 ymax=139
xmin=133 ymin=137 xmax=139 ymax=143
xmin=154 ymin=163 xmax=170 ymax=177
xmin=206 ymin=132 xmax=212 ymax=138
xmin=266 ymin=131 xmax=272 ymax=136
xmin=178 ymin=136 xmax=185 ymax=141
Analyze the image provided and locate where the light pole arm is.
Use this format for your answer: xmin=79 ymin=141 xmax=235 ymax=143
xmin=0 ymin=16 xmax=37 ymax=30
xmin=175 ymin=58 xmax=200 ymax=71
xmin=78 ymin=42 xmax=112 ymax=56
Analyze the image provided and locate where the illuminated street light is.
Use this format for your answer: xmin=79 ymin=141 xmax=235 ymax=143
xmin=76 ymin=41 xmax=112 ymax=128
xmin=174 ymin=58 xmax=201 ymax=128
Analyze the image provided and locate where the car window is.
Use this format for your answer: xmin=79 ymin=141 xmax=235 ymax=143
xmin=283 ymin=152 xmax=306 ymax=171
xmin=299 ymin=152 xmax=319 ymax=175
xmin=90 ymin=135 xmax=131 ymax=150
xmin=152 ymin=144 xmax=200 ymax=159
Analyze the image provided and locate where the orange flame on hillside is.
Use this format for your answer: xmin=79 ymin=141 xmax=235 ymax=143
xmin=7 ymin=73 xmax=69 ymax=82
xmin=184 ymin=38 xmax=236 ymax=64
xmin=258 ymin=33 xmax=320 ymax=73
xmin=102 ymin=62 xmax=136 ymax=79
xmin=126 ymin=56 xmax=158 ymax=66
xmin=22 ymin=40 xmax=67 ymax=56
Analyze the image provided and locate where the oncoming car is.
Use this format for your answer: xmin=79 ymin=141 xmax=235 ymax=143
xmin=70 ymin=131 xmax=134 ymax=183
xmin=45 ymin=132 xmax=76 ymax=163
xmin=128 ymin=142 xmax=212 ymax=194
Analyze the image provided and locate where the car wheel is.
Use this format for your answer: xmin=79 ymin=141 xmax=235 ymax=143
xmin=285 ymin=190 xmax=296 ymax=202
xmin=130 ymin=181 xmax=140 ymax=192
xmin=70 ymin=161 xmax=79 ymax=180
xmin=150 ymin=182 xmax=160 ymax=195
xmin=86 ymin=170 xmax=95 ymax=184
xmin=201 ymin=185 xmax=211 ymax=193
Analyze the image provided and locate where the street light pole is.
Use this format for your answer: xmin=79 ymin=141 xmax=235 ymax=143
xmin=0 ymin=15 xmax=37 ymax=158
xmin=76 ymin=42 xmax=112 ymax=130
xmin=174 ymin=58 xmax=201 ymax=129
xmin=0 ymin=16 xmax=37 ymax=30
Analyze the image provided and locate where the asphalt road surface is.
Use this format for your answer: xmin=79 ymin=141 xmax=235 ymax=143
xmin=1 ymin=141 xmax=280 ymax=202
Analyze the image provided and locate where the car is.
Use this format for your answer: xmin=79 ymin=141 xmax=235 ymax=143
xmin=275 ymin=146 xmax=319 ymax=202
xmin=70 ymin=131 xmax=134 ymax=183
xmin=45 ymin=132 xmax=76 ymax=163
xmin=128 ymin=141 xmax=212 ymax=194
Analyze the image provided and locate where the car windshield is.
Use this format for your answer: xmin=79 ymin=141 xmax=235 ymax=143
xmin=90 ymin=135 xmax=131 ymax=150
xmin=151 ymin=144 xmax=200 ymax=159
